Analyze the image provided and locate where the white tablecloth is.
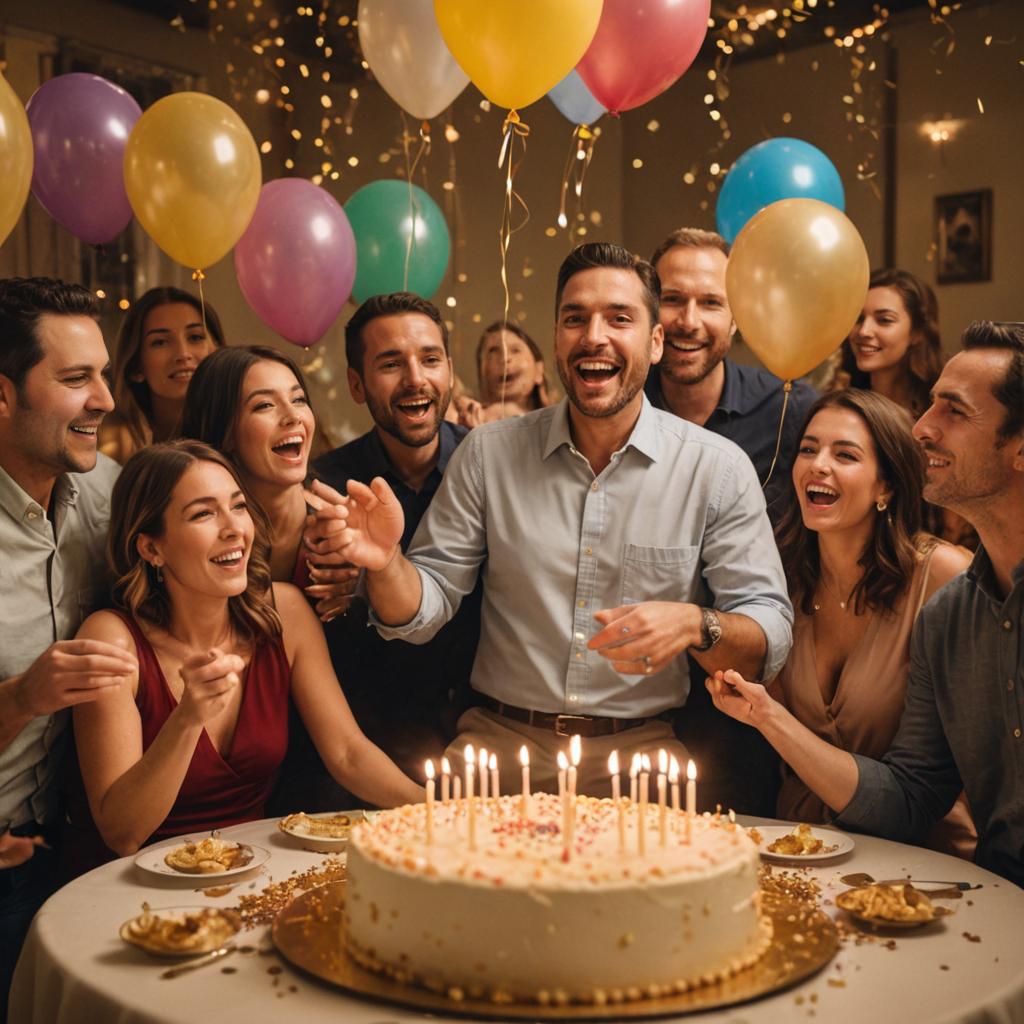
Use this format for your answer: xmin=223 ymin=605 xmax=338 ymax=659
xmin=9 ymin=817 xmax=1024 ymax=1024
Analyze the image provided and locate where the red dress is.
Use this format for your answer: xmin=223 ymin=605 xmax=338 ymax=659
xmin=121 ymin=613 xmax=291 ymax=840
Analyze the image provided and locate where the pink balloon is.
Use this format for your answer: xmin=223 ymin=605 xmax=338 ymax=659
xmin=234 ymin=179 xmax=356 ymax=348
xmin=577 ymin=0 xmax=711 ymax=114
xmin=26 ymin=73 xmax=141 ymax=244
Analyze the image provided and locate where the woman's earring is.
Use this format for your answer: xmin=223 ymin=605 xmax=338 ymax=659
xmin=876 ymin=498 xmax=889 ymax=512
xmin=153 ymin=561 xmax=163 ymax=584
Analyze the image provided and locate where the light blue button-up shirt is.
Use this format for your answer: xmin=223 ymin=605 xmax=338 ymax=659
xmin=375 ymin=398 xmax=792 ymax=718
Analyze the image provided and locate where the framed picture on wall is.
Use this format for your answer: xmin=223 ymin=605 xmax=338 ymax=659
xmin=935 ymin=189 xmax=992 ymax=284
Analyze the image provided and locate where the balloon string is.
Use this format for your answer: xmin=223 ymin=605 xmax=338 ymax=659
xmin=760 ymin=380 xmax=792 ymax=491
xmin=191 ymin=268 xmax=209 ymax=341
xmin=497 ymin=111 xmax=530 ymax=419
xmin=557 ymin=124 xmax=598 ymax=244
xmin=400 ymin=114 xmax=432 ymax=292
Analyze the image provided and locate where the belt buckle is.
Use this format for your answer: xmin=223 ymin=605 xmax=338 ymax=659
xmin=553 ymin=714 xmax=592 ymax=737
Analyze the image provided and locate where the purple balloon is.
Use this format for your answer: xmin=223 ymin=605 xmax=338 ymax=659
xmin=234 ymin=179 xmax=356 ymax=348
xmin=26 ymin=73 xmax=141 ymax=245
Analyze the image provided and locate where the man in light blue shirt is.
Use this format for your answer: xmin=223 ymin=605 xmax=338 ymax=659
xmin=309 ymin=244 xmax=792 ymax=793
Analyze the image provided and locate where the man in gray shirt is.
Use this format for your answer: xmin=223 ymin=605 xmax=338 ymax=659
xmin=0 ymin=278 xmax=134 ymax=1012
xmin=709 ymin=320 xmax=1024 ymax=885
xmin=307 ymin=244 xmax=792 ymax=793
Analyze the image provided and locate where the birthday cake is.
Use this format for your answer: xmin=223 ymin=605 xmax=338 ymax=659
xmin=343 ymin=792 xmax=770 ymax=1005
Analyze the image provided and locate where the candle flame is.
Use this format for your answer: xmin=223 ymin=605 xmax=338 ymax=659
xmin=569 ymin=734 xmax=582 ymax=766
xmin=669 ymin=756 xmax=679 ymax=783
xmin=557 ymin=751 xmax=569 ymax=770
xmin=687 ymin=759 xmax=697 ymax=781
xmin=441 ymin=756 xmax=451 ymax=774
xmin=629 ymin=752 xmax=641 ymax=776
xmin=425 ymin=759 xmax=435 ymax=780
xmin=658 ymin=748 xmax=668 ymax=774
xmin=519 ymin=745 xmax=530 ymax=767
xmin=608 ymin=750 xmax=619 ymax=774
xmin=489 ymin=753 xmax=497 ymax=771
xmin=641 ymin=753 xmax=651 ymax=772
xmin=464 ymin=743 xmax=475 ymax=766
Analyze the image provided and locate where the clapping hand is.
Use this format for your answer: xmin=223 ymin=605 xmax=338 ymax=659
xmin=303 ymin=478 xmax=404 ymax=573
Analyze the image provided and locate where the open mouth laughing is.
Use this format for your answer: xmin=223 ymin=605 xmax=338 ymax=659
xmin=805 ymin=483 xmax=839 ymax=507
xmin=394 ymin=394 xmax=435 ymax=422
xmin=665 ymin=336 xmax=706 ymax=354
xmin=574 ymin=358 xmax=621 ymax=387
xmin=69 ymin=421 xmax=101 ymax=440
xmin=271 ymin=433 xmax=305 ymax=461
xmin=210 ymin=547 xmax=246 ymax=571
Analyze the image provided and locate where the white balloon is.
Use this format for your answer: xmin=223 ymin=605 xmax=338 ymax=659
xmin=358 ymin=0 xmax=469 ymax=120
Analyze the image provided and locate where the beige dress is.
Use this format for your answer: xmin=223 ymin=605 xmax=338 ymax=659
xmin=772 ymin=547 xmax=976 ymax=857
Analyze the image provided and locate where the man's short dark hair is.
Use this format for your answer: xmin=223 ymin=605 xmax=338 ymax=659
xmin=344 ymin=292 xmax=449 ymax=374
xmin=554 ymin=243 xmax=661 ymax=328
xmin=0 ymin=277 xmax=100 ymax=392
xmin=961 ymin=320 xmax=1024 ymax=444
xmin=650 ymin=227 xmax=730 ymax=270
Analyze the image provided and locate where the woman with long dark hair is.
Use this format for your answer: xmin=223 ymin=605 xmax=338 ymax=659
xmin=99 ymin=287 xmax=225 ymax=462
xmin=709 ymin=390 xmax=975 ymax=853
xmin=72 ymin=441 xmax=420 ymax=856
xmin=834 ymin=268 xmax=944 ymax=420
xmin=181 ymin=345 xmax=353 ymax=620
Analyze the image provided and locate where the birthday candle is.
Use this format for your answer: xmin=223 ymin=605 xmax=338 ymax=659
xmin=424 ymin=760 xmax=435 ymax=845
xmin=441 ymin=756 xmax=452 ymax=805
xmin=489 ymin=752 xmax=499 ymax=801
xmin=609 ymin=751 xmax=625 ymax=853
xmin=557 ymin=750 xmax=568 ymax=800
xmin=519 ymin=745 xmax=531 ymax=819
xmin=629 ymin=752 xmax=641 ymax=804
xmin=478 ymin=747 xmax=489 ymax=801
xmin=568 ymin=734 xmax=581 ymax=797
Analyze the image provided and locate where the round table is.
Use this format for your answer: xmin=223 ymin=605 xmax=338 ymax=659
xmin=9 ymin=817 xmax=1024 ymax=1024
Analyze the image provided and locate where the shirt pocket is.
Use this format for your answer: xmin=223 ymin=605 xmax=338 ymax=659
xmin=620 ymin=544 xmax=699 ymax=606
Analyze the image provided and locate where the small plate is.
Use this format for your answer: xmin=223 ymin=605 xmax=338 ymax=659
xmin=120 ymin=905 xmax=241 ymax=958
xmin=134 ymin=837 xmax=269 ymax=880
xmin=754 ymin=824 xmax=855 ymax=863
xmin=836 ymin=886 xmax=955 ymax=930
xmin=277 ymin=810 xmax=375 ymax=853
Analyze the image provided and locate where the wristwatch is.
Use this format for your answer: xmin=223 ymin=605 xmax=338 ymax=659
xmin=693 ymin=607 xmax=722 ymax=652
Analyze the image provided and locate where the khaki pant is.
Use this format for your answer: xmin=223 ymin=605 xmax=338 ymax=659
xmin=443 ymin=707 xmax=691 ymax=802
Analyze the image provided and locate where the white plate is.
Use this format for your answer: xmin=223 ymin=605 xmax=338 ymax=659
xmin=754 ymin=824 xmax=855 ymax=863
xmin=133 ymin=837 xmax=269 ymax=880
xmin=277 ymin=810 xmax=375 ymax=852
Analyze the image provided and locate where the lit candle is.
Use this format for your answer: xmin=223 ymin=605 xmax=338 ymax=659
xmin=465 ymin=745 xmax=477 ymax=850
xmin=609 ymin=751 xmax=625 ymax=853
xmin=568 ymin=734 xmax=581 ymax=797
xmin=519 ymin=745 xmax=531 ymax=819
xmin=629 ymin=752 xmax=641 ymax=804
xmin=669 ymin=756 xmax=680 ymax=817
xmin=424 ymin=759 xmax=435 ymax=845
xmin=686 ymin=759 xmax=697 ymax=844
xmin=464 ymin=744 xmax=475 ymax=802
xmin=453 ymin=773 xmax=462 ymax=803
xmin=441 ymin=756 xmax=452 ymax=805
xmin=657 ymin=749 xmax=668 ymax=847
xmin=478 ymin=747 xmax=489 ymax=801
xmin=489 ymin=753 xmax=499 ymax=800
xmin=638 ymin=755 xmax=650 ymax=856
xmin=557 ymin=751 xmax=568 ymax=800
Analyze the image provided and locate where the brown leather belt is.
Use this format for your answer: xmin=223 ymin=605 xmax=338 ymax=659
xmin=478 ymin=695 xmax=659 ymax=738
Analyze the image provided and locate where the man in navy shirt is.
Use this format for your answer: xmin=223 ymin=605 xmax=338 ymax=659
xmin=269 ymin=293 xmax=479 ymax=812
xmin=646 ymin=228 xmax=817 ymax=817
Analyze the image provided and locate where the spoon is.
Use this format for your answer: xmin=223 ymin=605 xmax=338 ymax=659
xmin=160 ymin=944 xmax=237 ymax=979
xmin=840 ymin=871 xmax=980 ymax=894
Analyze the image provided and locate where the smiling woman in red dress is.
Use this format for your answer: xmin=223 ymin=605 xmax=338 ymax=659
xmin=71 ymin=441 xmax=421 ymax=857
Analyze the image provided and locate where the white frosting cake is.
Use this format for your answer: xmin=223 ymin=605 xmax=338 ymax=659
xmin=343 ymin=792 xmax=770 ymax=1005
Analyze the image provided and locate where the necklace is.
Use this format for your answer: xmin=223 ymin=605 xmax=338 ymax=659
xmin=813 ymin=569 xmax=855 ymax=612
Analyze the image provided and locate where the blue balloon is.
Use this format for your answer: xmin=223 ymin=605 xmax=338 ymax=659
xmin=716 ymin=138 xmax=845 ymax=243
xmin=548 ymin=69 xmax=606 ymax=126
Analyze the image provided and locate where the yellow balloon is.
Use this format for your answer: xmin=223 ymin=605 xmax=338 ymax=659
xmin=0 ymin=72 xmax=33 ymax=248
xmin=434 ymin=0 xmax=603 ymax=111
xmin=124 ymin=92 xmax=261 ymax=270
xmin=726 ymin=198 xmax=869 ymax=380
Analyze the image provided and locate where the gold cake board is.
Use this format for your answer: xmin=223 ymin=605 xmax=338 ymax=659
xmin=272 ymin=880 xmax=838 ymax=1020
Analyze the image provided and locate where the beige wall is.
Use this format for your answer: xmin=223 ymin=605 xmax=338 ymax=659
xmin=1 ymin=0 xmax=1019 ymax=442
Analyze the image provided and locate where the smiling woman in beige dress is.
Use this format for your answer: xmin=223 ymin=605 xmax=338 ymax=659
xmin=715 ymin=389 xmax=975 ymax=856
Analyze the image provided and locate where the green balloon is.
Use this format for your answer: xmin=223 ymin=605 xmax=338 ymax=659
xmin=344 ymin=180 xmax=450 ymax=303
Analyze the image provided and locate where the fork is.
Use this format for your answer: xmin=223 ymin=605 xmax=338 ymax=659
xmin=160 ymin=944 xmax=237 ymax=979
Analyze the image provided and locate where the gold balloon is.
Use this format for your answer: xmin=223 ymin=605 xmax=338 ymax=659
xmin=124 ymin=92 xmax=261 ymax=270
xmin=434 ymin=0 xmax=603 ymax=111
xmin=726 ymin=198 xmax=869 ymax=380
xmin=0 ymin=72 xmax=33 ymax=248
